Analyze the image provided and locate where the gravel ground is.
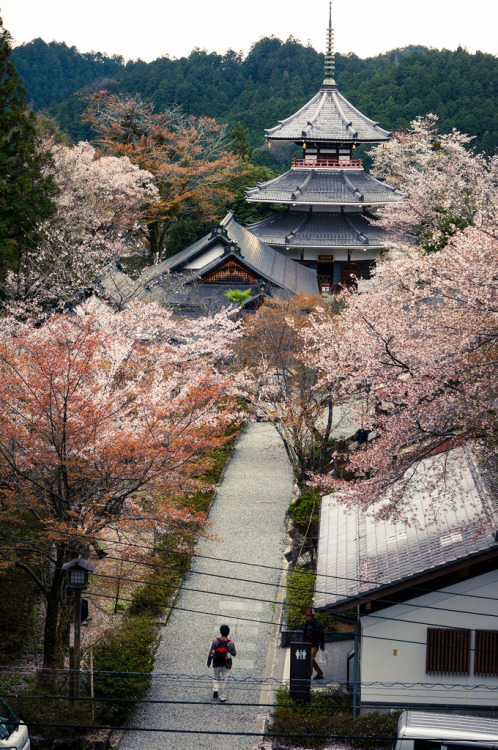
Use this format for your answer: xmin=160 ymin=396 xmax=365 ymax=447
xmin=119 ymin=422 xmax=295 ymax=750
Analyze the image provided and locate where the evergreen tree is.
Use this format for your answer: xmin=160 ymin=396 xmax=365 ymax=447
xmin=230 ymin=122 xmax=253 ymax=161
xmin=0 ymin=17 xmax=56 ymax=284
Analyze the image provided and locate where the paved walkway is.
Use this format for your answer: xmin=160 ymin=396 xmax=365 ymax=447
xmin=120 ymin=422 xmax=294 ymax=750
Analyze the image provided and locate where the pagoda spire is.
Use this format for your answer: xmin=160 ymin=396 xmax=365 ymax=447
xmin=323 ymin=1 xmax=336 ymax=85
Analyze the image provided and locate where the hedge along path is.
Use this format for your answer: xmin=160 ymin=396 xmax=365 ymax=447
xmin=119 ymin=421 xmax=295 ymax=750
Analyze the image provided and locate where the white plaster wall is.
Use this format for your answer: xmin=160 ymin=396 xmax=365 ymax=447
xmin=360 ymin=570 xmax=498 ymax=709
xmin=301 ymin=248 xmax=378 ymax=261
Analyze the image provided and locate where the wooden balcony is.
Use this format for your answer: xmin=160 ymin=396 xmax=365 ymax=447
xmin=292 ymin=158 xmax=363 ymax=169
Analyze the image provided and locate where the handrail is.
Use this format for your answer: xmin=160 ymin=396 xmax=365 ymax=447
xmin=292 ymin=158 xmax=363 ymax=169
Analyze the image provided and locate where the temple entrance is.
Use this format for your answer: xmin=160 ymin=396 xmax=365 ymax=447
xmin=341 ymin=263 xmax=359 ymax=289
xmin=317 ymin=257 xmax=334 ymax=293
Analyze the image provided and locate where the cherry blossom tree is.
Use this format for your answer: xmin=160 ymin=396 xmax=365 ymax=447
xmin=5 ymin=142 xmax=158 ymax=305
xmin=232 ymin=295 xmax=353 ymax=483
xmin=84 ymin=93 xmax=244 ymax=263
xmin=0 ymin=302 xmax=240 ymax=667
xmin=302 ymin=224 xmax=497 ymax=522
xmin=369 ymin=114 xmax=498 ymax=252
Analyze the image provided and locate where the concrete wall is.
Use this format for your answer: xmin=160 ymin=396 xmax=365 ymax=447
xmin=360 ymin=570 xmax=498 ymax=711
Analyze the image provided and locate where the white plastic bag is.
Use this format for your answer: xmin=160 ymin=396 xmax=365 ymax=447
xmin=316 ymin=649 xmax=328 ymax=664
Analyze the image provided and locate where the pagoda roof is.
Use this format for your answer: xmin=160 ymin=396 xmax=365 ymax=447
xmin=246 ymin=168 xmax=403 ymax=206
xmin=139 ymin=212 xmax=319 ymax=298
xmin=266 ymin=84 xmax=391 ymax=144
xmin=248 ymin=210 xmax=388 ymax=249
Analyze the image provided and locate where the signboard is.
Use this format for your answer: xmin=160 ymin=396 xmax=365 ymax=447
xmin=290 ymin=641 xmax=311 ymax=702
xmin=317 ymin=255 xmax=334 ymax=263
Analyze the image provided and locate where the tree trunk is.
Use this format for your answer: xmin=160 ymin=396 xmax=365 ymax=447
xmin=147 ymin=222 xmax=159 ymax=264
xmin=43 ymin=551 xmax=67 ymax=669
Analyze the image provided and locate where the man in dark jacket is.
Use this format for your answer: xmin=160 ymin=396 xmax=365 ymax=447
xmin=302 ymin=608 xmax=325 ymax=679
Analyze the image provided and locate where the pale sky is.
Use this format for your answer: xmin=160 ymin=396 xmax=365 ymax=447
xmin=2 ymin=0 xmax=497 ymax=63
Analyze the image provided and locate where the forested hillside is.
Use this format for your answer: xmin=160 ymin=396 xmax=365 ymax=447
xmin=12 ymin=36 xmax=498 ymax=155
xmin=12 ymin=38 xmax=123 ymax=108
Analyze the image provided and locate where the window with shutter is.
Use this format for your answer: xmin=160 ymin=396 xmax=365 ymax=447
xmin=474 ymin=630 xmax=498 ymax=676
xmin=426 ymin=628 xmax=471 ymax=675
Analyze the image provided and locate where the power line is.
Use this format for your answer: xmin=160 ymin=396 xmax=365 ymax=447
xmin=3 ymin=677 xmax=498 ymax=702
xmin=1 ymin=572 xmax=496 ymax=655
xmin=3 ymin=544 xmax=498 ymax=623
xmin=11 ymin=721 xmax=498 ymax=742
xmin=3 ymin=518 xmax=497 ymax=603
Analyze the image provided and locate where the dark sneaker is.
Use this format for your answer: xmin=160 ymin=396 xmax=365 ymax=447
xmin=213 ymin=691 xmax=218 ymax=698
xmin=313 ymin=674 xmax=324 ymax=680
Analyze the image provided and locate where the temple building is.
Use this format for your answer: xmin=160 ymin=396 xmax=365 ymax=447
xmin=246 ymin=3 xmax=403 ymax=291
xmin=96 ymin=212 xmax=318 ymax=316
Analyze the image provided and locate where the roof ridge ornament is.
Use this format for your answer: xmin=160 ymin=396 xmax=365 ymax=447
xmin=323 ymin=1 xmax=336 ymax=85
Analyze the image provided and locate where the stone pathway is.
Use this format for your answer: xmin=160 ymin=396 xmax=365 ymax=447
xmin=119 ymin=422 xmax=294 ymax=750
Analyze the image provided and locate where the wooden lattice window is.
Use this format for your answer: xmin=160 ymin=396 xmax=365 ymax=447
xmin=474 ymin=630 xmax=498 ymax=676
xmin=426 ymin=628 xmax=471 ymax=675
xmin=203 ymin=262 xmax=257 ymax=285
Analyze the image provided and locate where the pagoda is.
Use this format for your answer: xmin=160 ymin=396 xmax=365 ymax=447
xmin=246 ymin=3 xmax=402 ymax=291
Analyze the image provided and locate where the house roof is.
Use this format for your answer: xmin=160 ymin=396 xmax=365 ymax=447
xmin=139 ymin=212 xmax=319 ymax=300
xmin=248 ymin=210 xmax=388 ymax=249
xmin=246 ymin=168 xmax=402 ymax=206
xmin=265 ymin=84 xmax=391 ymax=144
xmin=314 ymin=448 xmax=498 ymax=612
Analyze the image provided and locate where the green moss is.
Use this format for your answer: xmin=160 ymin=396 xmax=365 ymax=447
xmin=285 ymin=566 xmax=339 ymax=631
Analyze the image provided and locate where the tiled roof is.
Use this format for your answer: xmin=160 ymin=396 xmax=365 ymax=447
xmin=246 ymin=168 xmax=402 ymax=206
xmin=314 ymin=448 xmax=498 ymax=611
xmin=140 ymin=212 xmax=319 ymax=297
xmin=248 ymin=210 xmax=388 ymax=248
xmin=266 ymin=84 xmax=391 ymax=144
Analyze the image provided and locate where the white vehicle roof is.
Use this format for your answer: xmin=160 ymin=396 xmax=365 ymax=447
xmin=398 ymin=711 xmax=498 ymax=745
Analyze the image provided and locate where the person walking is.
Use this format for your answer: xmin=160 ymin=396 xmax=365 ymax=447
xmin=207 ymin=624 xmax=236 ymax=702
xmin=303 ymin=608 xmax=325 ymax=679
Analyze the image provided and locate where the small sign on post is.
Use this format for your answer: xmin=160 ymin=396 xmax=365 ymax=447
xmin=290 ymin=641 xmax=311 ymax=702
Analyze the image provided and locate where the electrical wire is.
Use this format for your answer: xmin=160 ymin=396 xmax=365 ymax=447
xmin=3 ymin=518 xmax=497 ymax=603
xmin=8 ymin=721 xmax=498 ymax=742
xmin=0 ymin=572 xmax=496 ymax=656
xmin=2 ymin=543 xmax=497 ymax=623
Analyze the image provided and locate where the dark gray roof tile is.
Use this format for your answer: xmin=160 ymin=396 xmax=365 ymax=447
xmin=266 ymin=85 xmax=391 ymax=144
xmin=246 ymin=168 xmax=402 ymax=206
xmin=140 ymin=212 xmax=319 ymax=298
xmin=248 ymin=210 xmax=388 ymax=249
xmin=314 ymin=448 xmax=498 ymax=611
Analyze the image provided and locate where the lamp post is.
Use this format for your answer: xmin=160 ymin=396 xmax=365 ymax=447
xmin=62 ymin=556 xmax=95 ymax=698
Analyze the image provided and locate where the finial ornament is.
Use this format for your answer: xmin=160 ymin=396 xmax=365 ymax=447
xmin=323 ymin=1 xmax=336 ymax=85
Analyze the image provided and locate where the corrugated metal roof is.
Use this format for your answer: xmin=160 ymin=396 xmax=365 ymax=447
xmin=139 ymin=212 xmax=319 ymax=297
xmin=249 ymin=210 xmax=388 ymax=248
xmin=246 ymin=168 xmax=402 ymax=206
xmin=266 ymin=85 xmax=391 ymax=144
xmin=399 ymin=711 xmax=498 ymax=741
xmin=314 ymin=448 xmax=498 ymax=611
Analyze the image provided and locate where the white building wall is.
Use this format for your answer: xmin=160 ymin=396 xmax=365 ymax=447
xmin=360 ymin=570 xmax=498 ymax=710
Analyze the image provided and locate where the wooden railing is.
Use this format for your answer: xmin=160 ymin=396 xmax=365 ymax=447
xmin=292 ymin=158 xmax=363 ymax=168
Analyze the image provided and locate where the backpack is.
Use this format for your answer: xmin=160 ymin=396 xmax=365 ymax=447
xmin=213 ymin=638 xmax=232 ymax=668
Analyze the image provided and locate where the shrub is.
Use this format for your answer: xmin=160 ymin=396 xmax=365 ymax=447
xmin=285 ymin=566 xmax=339 ymax=631
xmin=350 ymin=711 xmax=401 ymax=750
xmin=269 ymin=686 xmax=353 ymax=748
xmin=287 ymin=488 xmax=321 ymax=539
xmin=0 ymin=567 xmax=37 ymax=663
xmin=269 ymin=687 xmax=399 ymax=750
xmin=93 ymin=616 xmax=159 ymax=724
